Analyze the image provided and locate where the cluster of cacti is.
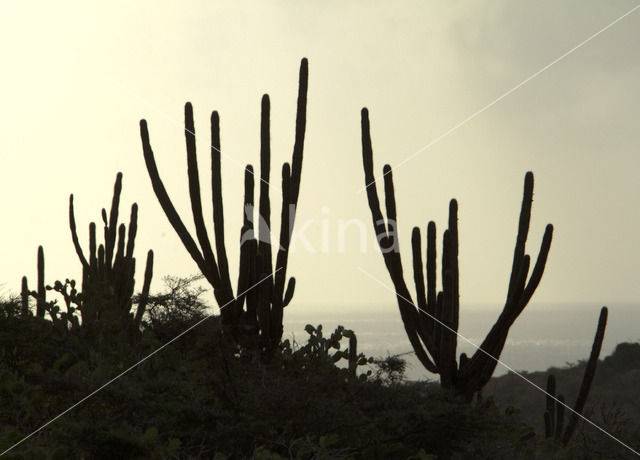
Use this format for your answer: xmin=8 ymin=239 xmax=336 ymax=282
xmin=139 ymin=58 xmax=308 ymax=355
xmin=20 ymin=249 xmax=85 ymax=331
xmin=68 ymin=172 xmax=154 ymax=332
xmin=21 ymin=247 xmax=81 ymax=332
xmin=360 ymin=108 xmax=553 ymax=401
xmin=544 ymin=306 xmax=608 ymax=444
xmin=291 ymin=324 xmax=372 ymax=378
xmin=341 ymin=328 xmax=367 ymax=377
xmin=20 ymin=173 xmax=153 ymax=337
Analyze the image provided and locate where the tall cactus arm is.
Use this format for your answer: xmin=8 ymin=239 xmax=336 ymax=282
xmin=104 ymin=172 xmax=123 ymax=270
xmin=360 ymin=109 xmax=437 ymax=373
xmin=210 ymin=111 xmax=231 ymax=293
xmin=506 ymin=172 xmax=533 ymax=303
xmin=289 ymin=57 xmax=308 ymax=208
xmin=125 ymin=203 xmax=138 ymax=260
xmin=236 ymin=165 xmax=256 ymax=316
xmin=113 ymin=224 xmax=126 ymax=272
xmin=21 ymin=276 xmax=29 ymax=316
xmin=361 ymin=109 xmax=388 ymax=241
xmin=270 ymin=58 xmax=309 ymax=321
xmin=134 ymin=250 xmax=154 ymax=326
xmin=464 ymin=224 xmax=553 ymax=390
xmin=69 ymin=195 xmax=90 ymax=270
xmin=411 ymin=227 xmax=438 ymax=357
xmin=446 ymin=199 xmax=460 ymax=335
xmin=282 ymin=278 xmax=296 ymax=307
xmin=517 ymin=224 xmax=553 ymax=312
xmin=255 ymin=95 xmax=275 ymax=342
xmin=562 ymin=306 xmax=608 ymax=444
xmin=184 ymin=103 xmax=221 ymax=287
xmin=411 ymin=227 xmax=428 ymax=311
xmin=36 ymin=246 xmax=46 ymax=318
xmin=274 ymin=163 xmax=292 ymax=305
xmin=438 ymin=201 xmax=460 ymax=387
xmin=458 ymin=173 xmax=553 ymax=393
xmin=426 ymin=221 xmax=438 ymax=310
xmin=242 ymin=165 xmax=255 ymax=232
xmin=382 ymin=164 xmax=397 ymax=234
xmin=139 ymin=119 xmax=215 ymax=287
xmin=258 ymin=95 xmax=273 ymax=277
xmin=89 ymin=222 xmax=97 ymax=272
xmin=442 ymin=201 xmax=460 ymax=350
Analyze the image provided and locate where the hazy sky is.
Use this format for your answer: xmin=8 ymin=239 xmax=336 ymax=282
xmin=1 ymin=1 xmax=639 ymax=318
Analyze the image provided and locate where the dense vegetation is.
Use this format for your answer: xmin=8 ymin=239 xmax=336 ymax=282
xmin=0 ymin=276 xmax=638 ymax=459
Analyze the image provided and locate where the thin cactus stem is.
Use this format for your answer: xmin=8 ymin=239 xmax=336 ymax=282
xmin=104 ymin=172 xmax=123 ymax=272
xmin=360 ymin=109 xmax=438 ymax=374
xmin=184 ymin=102 xmax=221 ymax=290
xmin=140 ymin=120 xmax=217 ymax=288
xmin=69 ymin=195 xmax=90 ymax=269
xmin=258 ymin=95 xmax=273 ymax=276
xmin=544 ymin=374 xmax=557 ymax=438
xmin=273 ymin=163 xmax=292 ymax=309
xmin=21 ymin=276 xmax=29 ymax=316
xmin=36 ymin=246 xmax=46 ymax=318
xmin=134 ymin=250 xmax=154 ymax=326
xmin=125 ymin=204 xmax=138 ymax=259
xmin=210 ymin=111 xmax=231 ymax=297
xmin=257 ymin=94 xmax=274 ymax=343
xmin=269 ymin=60 xmax=309 ymax=340
xmin=562 ymin=306 xmax=608 ymax=444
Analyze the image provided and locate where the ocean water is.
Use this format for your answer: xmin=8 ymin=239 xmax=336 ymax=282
xmin=282 ymin=303 xmax=640 ymax=381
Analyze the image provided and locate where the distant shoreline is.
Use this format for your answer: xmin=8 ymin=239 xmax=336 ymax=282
xmin=283 ymin=303 xmax=640 ymax=380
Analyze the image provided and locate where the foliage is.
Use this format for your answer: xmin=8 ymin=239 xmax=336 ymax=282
xmin=371 ymin=353 xmax=409 ymax=385
xmin=135 ymin=273 xmax=210 ymax=340
xmin=0 ymin=290 xmax=636 ymax=458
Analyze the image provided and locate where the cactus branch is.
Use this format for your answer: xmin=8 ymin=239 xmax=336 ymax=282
xmin=562 ymin=306 xmax=608 ymax=444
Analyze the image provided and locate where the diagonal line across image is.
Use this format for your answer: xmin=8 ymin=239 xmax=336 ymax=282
xmin=358 ymin=3 xmax=640 ymax=194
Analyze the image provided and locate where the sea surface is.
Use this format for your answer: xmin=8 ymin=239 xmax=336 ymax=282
xmin=282 ymin=303 xmax=640 ymax=381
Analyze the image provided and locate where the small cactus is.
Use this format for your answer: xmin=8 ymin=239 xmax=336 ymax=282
xmin=543 ymin=306 xmax=608 ymax=445
xmin=544 ymin=374 xmax=565 ymax=441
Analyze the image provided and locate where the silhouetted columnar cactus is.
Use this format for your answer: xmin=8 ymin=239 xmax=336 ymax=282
xmin=21 ymin=246 xmax=47 ymax=319
xmin=68 ymin=172 xmax=154 ymax=332
xmin=544 ymin=374 xmax=566 ymax=441
xmin=544 ymin=306 xmax=608 ymax=445
xmin=22 ymin=246 xmax=76 ymax=330
xmin=360 ymin=107 xmax=553 ymax=401
xmin=139 ymin=58 xmax=308 ymax=354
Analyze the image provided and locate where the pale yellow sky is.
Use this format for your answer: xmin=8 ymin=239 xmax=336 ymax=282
xmin=1 ymin=1 xmax=639 ymax=316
